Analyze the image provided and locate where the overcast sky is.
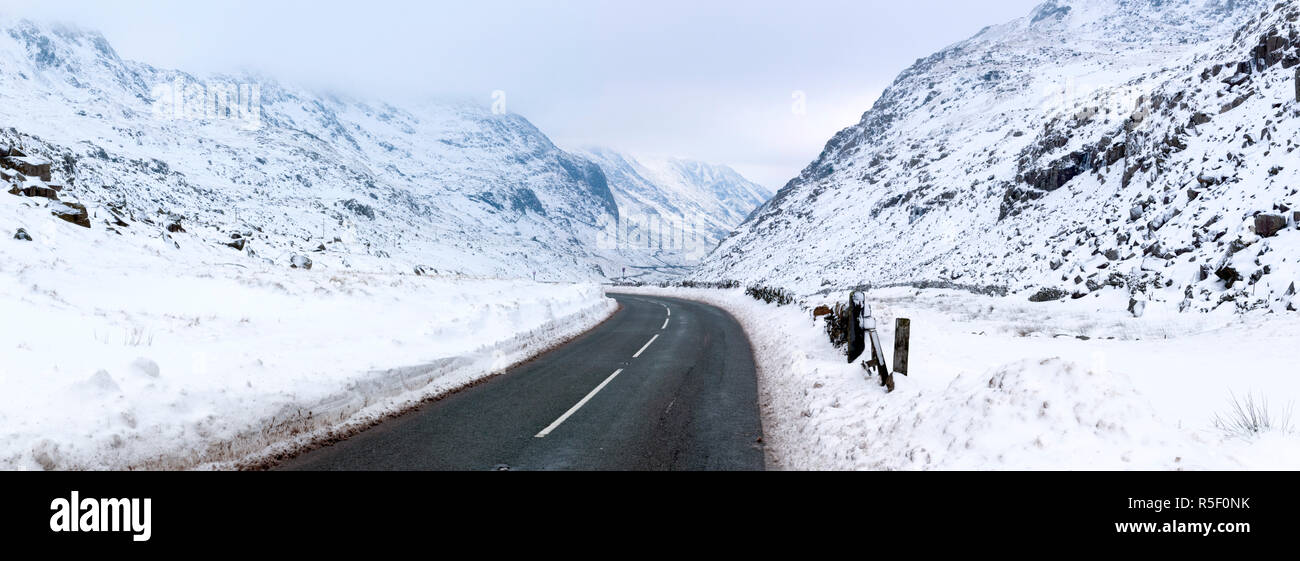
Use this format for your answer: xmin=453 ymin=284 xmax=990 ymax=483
xmin=1 ymin=0 xmax=1042 ymax=188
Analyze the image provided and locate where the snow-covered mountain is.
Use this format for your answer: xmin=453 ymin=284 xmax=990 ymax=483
xmin=0 ymin=17 xmax=627 ymax=280
xmin=696 ymin=0 xmax=1300 ymax=314
xmin=577 ymin=147 xmax=772 ymax=278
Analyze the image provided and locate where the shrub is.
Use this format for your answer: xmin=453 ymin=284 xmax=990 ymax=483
xmin=746 ymin=285 xmax=796 ymax=306
xmin=1213 ymin=392 xmax=1293 ymax=438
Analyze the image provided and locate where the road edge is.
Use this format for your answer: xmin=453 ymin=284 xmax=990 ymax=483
xmin=210 ymin=296 xmax=623 ymax=471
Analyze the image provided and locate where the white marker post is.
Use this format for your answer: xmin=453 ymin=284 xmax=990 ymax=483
xmin=860 ymin=302 xmax=894 ymax=392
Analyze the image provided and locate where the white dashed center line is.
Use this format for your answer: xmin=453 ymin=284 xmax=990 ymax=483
xmin=535 ymin=300 xmax=670 ymax=438
xmin=633 ymin=334 xmax=659 ymax=358
xmin=535 ymin=369 xmax=624 ymax=438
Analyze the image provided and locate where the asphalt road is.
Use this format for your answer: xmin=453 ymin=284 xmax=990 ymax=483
xmin=276 ymin=293 xmax=765 ymax=471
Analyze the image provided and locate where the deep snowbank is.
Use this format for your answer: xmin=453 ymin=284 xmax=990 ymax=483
xmin=1 ymin=197 xmax=616 ymax=470
xmin=616 ymin=286 xmax=1300 ymax=470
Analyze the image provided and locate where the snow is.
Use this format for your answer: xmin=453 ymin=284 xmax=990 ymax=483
xmin=0 ymin=14 xmax=770 ymax=471
xmin=617 ymin=285 xmax=1300 ymax=470
xmin=0 ymin=194 xmax=616 ymax=470
xmin=695 ymin=0 xmax=1300 ymax=317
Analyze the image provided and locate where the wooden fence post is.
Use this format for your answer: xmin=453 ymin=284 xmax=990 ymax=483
xmin=893 ymin=318 xmax=911 ymax=376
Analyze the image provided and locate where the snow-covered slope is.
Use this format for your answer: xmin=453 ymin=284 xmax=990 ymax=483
xmin=696 ymin=0 xmax=1300 ymax=315
xmin=0 ymin=17 xmax=623 ymax=280
xmin=578 ymin=147 xmax=771 ymax=277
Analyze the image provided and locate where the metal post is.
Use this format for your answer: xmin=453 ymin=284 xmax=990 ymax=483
xmin=858 ymin=297 xmax=893 ymax=392
xmin=847 ymin=291 xmax=866 ymax=363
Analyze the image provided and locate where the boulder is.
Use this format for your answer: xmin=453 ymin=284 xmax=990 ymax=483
xmin=225 ymin=239 xmax=246 ymax=251
xmin=20 ymin=185 xmax=58 ymax=200
xmin=166 ymin=220 xmax=185 ymax=233
xmin=1028 ymin=287 xmax=1068 ymax=302
xmin=1127 ymin=298 xmax=1147 ymax=318
xmin=50 ymin=202 xmax=90 ymax=228
xmin=290 ymin=254 xmax=313 ymax=270
xmin=1255 ymin=213 xmax=1287 ymax=237
xmin=13 ymin=228 xmax=31 ymax=241
xmin=1215 ymin=266 xmax=1242 ymax=288
xmin=1 ymin=156 xmax=52 ymax=182
xmin=1104 ymin=248 xmax=1120 ymax=261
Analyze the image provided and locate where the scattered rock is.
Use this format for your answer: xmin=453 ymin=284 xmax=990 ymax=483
xmin=50 ymin=201 xmax=90 ymax=228
xmin=13 ymin=228 xmax=31 ymax=241
xmin=2 ymin=156 xmax=52 ymax=182
xmin=20 ymin=185 xmax=58 ymax=200
xmin=290 ymin=254 xmax=313 ymax=270
xmin=1127 ymin=298 xmax=1147 ymax=318
xmin=1215 ymin=266 xmax=1242 ymax=288
xmin=1028 ymin=287 xmax=1068 ymax=302
xmin=1255 ymin=213 xmax=1287 ymax=237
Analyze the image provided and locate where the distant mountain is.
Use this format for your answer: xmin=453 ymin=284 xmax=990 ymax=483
xmin=695 ymin=0 xmax=1300 ymax=313
xmin=0 ymin=17 xmax=625 ymax=280
xmin=578 ymin=147 xmax=771 ymax=278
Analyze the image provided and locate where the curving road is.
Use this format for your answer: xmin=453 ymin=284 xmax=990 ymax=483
xmin=276 ymin=293 xmax=765 ymax=471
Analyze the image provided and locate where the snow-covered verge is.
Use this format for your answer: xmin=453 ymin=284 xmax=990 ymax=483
xmin=1 ymin=195 xmax=616 ymax=470
xmin=615 ymin=285 xmax=1300 ymax=470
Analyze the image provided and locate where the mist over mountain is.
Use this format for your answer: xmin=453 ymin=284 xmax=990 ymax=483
xmin=0 ymin=16 xmax=771 ymax=281
xmin=578 ymin=146 xmax=772 ymax=278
